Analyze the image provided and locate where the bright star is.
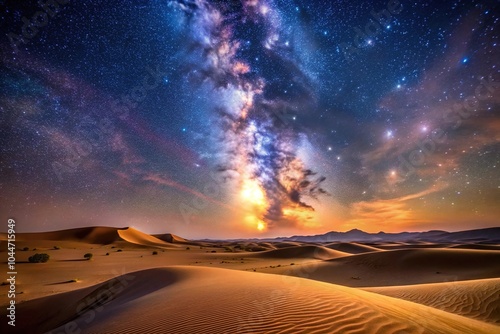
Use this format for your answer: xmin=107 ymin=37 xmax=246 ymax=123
xmin=260 ymin=5 xmax=269 ymax=15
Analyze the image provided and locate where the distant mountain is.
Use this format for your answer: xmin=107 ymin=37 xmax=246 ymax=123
xmin=268 ymin=227 xmax=500 ymax=243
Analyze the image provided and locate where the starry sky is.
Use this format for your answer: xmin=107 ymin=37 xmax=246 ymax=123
xmin=0 ymin=0 xmax=499 ymax=238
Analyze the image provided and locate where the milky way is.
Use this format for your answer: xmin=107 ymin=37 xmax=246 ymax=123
xmin=171 ymin=0 xmax=327 ymax=229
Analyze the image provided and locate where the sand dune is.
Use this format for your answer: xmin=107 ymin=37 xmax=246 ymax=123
xmin=0 ymin=226 xmax=124 ymax=244
xmin=366 ymin=278 xmax=500 ymax=325
xmin=273 ymin=241 xmax=304 ymax=248
xmin=237 ymin=242 xmax=273 ymax=251
xmin=4 ymin=266 xmax=498 ymax=334
xmin=448 ymin=243 xmax=500 ymax=251
xmin=153 ymin=233 xmax=188 ymax=243
xmin=325 ymin=242 xmax=383 ymax=254
xmin=371 ymin=243 xmax=453 ymax=250
xmin=117 ymin=228 xmax=180 ymax=249
xmin=256 ymin=242 xmax=278 ymax=250
xmin=247 ymin=245 xmax=350 ymax=260
xmin=0 ymin=226 xmax=181 ymax=249
xmin=272 ymin=248 xmax=500 ymax=287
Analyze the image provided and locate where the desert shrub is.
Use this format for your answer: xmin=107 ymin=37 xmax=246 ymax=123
xmin=105 ymin=253 xmax=109 ymax=256
xmin=186 ymin=247 xmax=190 ymax=250
xmin=28 ymin=253 xmax=50 ymax=263
xmin=152 ymin=251 xmax=158 ymax=255
xmin=84 ymin=253 xmax=93 ymax=260
xmin=22 ymin=247 xmax=29 ymax=251
xmin=116 ymin=249 xmax=122 ymax=252
xmin=54 ymin=246 xmax=60 ymax=250
xmin=211 ymin=250 xmax=216 ymax=253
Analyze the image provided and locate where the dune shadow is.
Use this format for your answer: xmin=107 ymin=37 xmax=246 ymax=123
xmin=46 ymin=280 xmax=79 ymax=285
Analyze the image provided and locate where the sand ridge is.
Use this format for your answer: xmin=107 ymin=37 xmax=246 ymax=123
xmin=0 ymin=226 xmax=181 ymax=249
xmin=0 ymin=227 xmax=125 ymax=244
xmin=325 ymin=242 xmax=383 ymax=254
xmin=245 ymin=245 xmax=350 ymax=260
xmin=268 ymin=247 xmax=500 ymax=287
xmin=117 ymin=228 xmax=181 ymax=249
xmin=3 ymin=266 xmax=499 ymax=334
xmin=365 ymin=278 xmax=500 ymax=324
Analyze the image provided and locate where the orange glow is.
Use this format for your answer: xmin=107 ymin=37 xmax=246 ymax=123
xmin=241 ymin=179 xmax=266 ymax=207
xmin=257 ymin=221 xmax=266 ymax=231
xmin=283 ymin=206 xmax=321 ymax=229
xmin=244 ymin=215 xmax=267 ymax=232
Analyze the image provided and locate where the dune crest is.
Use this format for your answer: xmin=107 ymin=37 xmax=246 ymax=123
xmin=366 ymin=278 xmax=500 ymax=324
xmin=279 ymin=248 xmax=500 ymax=287
xmin=325 ymin=242 xmax=383 ymax=254
xmin=0 ymin=226 xmax=184 ymax=249
xmin=0 ymin=226 xmax=125 ymax=244
xmin=117 ymin=227 xmax=180 ymax=248
xmin=153 ymin=233 xmax=189 ymax=243
xmin=5 ymin=267 xmax=498 ymax=334
xmin=247 ymin=245 xmax=349 ymax=260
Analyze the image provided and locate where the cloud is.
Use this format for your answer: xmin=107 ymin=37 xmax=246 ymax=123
xmin=346 ymin=182 xmax=448 ymax=231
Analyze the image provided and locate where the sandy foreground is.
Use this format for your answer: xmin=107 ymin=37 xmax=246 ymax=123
xmin=0 ymin=226 xmax=499 ymax=333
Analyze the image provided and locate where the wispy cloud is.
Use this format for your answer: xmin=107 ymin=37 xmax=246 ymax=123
xmin=346 ymin=183 xmax=448 ymax=231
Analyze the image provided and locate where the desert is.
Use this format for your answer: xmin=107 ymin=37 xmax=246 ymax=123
xmin=1 ymin=226 xmax=499 ymax=333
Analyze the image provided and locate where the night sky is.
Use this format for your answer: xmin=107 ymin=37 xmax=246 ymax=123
xmin=1 ymin=0 xmax=499 ymax=238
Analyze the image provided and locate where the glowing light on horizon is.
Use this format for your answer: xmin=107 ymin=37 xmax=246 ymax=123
xmin=244 ymin=215 xmax=267 ymax=232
